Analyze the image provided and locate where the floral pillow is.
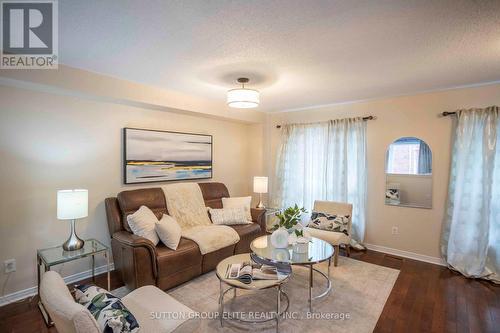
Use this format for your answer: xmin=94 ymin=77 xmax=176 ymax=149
xmin=74 ymin=285 xmax=139 ymax=333
xmin=308 ymin=211 xmax=350 ymax=235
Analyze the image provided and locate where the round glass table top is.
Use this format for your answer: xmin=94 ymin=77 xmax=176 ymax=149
xmin=250 ymin=235 xmax=334 ymax=265
xmin=216 ymin=253 xmax=289 ymax=290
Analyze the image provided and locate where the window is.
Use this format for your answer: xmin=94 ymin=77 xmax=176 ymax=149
xmin=386 ymin=137 xmax=432 ymax=175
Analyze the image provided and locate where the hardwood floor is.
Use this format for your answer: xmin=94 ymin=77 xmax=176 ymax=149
xmin=0 ymin=250 xmax=498 ymax=333
xmin=348 ymin=251 xmax=500 ymax=333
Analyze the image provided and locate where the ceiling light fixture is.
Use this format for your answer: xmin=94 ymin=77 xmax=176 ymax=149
xmin=227 ymin=77 xmax=260 ymax=108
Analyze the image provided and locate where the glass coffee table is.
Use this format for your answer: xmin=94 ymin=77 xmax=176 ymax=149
xmin=216 ymin=253 xmax=290 ymax=332
xmin=250 ymin=235 xmax=334 ymax=312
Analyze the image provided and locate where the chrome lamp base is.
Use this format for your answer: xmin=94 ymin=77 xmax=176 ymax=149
xmin=62 ymin=219 xmax=84 ymax=251
xmin=256 ymin=193 xmax=265 ymax=209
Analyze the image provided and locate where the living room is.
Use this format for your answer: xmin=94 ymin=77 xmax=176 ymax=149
xmin=0 ymin=1 xmax=499 ymax=333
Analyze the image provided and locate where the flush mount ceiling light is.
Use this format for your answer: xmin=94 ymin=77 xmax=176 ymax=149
xmin=227 ymin=77 xmax=260 ymax=108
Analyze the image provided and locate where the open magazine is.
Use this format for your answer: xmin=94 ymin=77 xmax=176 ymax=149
xmin=225 ymin=261 xmax=287 ymax=284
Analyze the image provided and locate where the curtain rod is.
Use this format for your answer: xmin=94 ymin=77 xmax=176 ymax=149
xmin=442 ymin=106 xmax=499 ymax=117
xmin=276 ymin=115 xmax=374 ymax=129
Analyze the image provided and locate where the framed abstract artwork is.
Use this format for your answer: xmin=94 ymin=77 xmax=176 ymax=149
xmin=123 ymin=128 xmax=213 ymax=184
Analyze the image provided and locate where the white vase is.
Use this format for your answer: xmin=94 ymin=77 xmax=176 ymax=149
xmin=271 ymin=227 xmax=289 ymax=248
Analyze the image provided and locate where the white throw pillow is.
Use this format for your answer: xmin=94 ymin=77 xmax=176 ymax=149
xmin=155 ymin=214 xmax=182 ymax=250
xmin=209 ymin=207 xmax=250 ymax=225
xmin=222 ymin=196 xmax=252 ymax=221
xmin=126 ymin=206 xmax=160 ymax=245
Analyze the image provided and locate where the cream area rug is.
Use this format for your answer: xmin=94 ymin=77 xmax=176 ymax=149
xmin=165 ymin=256 xmax=399 ymax=333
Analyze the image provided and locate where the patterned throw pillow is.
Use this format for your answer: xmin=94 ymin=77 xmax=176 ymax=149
xmin=308 ymin=211 xmax=350 ymax=235
xmin=74 ymin=285 xmax=139 ymax=333
xmin=221 ymin=196 xmax=252 ymax=221
xmin=208 ymin=207 xmax=250 ymax=225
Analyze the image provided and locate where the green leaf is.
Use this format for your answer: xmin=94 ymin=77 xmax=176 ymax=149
xmin=274 ymin=204 xmax=306 ymax=230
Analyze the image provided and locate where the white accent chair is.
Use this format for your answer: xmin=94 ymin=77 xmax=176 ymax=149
xmin=305 ymin=200 xmax=353 ymax=266
xmin=39 ymin=271 xmax=200 ymax=333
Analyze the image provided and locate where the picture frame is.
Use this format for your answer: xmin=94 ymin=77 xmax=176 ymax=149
xmin=123 ymin=127 xmax=213 ymax=184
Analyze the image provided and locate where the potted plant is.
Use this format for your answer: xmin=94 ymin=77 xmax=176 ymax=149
xmin=270 ymin=205 xmax=307 ymax=248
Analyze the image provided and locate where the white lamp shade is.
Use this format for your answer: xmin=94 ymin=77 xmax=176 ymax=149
xmin=253 ymin=177 xmax=268 ymax=193
xmin=57 ymin=189 xmax=88 ymax=220
xmin=227 ymin=88 xmax=260 ymax=108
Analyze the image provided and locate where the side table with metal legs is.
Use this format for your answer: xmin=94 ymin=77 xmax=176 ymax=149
xmin=37 ymin=239 xmax=110 ymax=326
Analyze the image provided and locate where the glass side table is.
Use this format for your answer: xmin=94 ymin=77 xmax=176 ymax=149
xmin=37 ymin=238 xmax=110 ymax=326
xmin=263 ymin=207 xmax=281 ymax=233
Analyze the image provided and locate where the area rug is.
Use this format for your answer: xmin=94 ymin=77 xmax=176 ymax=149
xmin=165 ymin=256 xmax=399 ymax=333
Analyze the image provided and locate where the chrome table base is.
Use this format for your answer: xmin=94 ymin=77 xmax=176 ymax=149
xmin=304 ymin=257 xmax=332 ymax=312
xmin=219 ymin=282 xmax=290 ymax=333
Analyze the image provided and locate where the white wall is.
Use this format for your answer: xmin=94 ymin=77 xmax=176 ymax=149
xmin=0 ymin=83 xmax=258 ymax=298
xmin=266 ymin=83 xmax=500 ymax=259
xmin=0 ymin=65 xmax=265 ymax=124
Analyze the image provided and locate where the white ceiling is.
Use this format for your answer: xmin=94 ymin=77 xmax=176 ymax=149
xmin=60 ymin=0 xmax=500 ymax=112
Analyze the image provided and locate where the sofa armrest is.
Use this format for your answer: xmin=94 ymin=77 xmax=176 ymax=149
xmin=112 ymin=231 xmax=158 ymax=277
xmin=251 ymin=208 xmax=266 ymax=234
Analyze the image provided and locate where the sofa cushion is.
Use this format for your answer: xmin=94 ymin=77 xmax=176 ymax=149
xmin=75 ymin=284 xmax=139 ymax=333
xmin=198 ymin=182 xmax=229 ymax=208
xmin=201 ymin=244 xmax=236 ymax=273
xmin=305 ymin=226 xmax=350 ymax=246
xmin=122 ymin=285 xmax=199 ymax=333
xmin=181 ymin=225 xmax=240 ymax=255
xmin=230 ymin=223 xmax=261 ymax=254
xmin=230 ymin=222 xmax=261 ymax=239
xmin=156 ymin=239 xmax=202 ymax=277
xmin=118 ymin=188 xmax=167 ymax=232
xmin=161 ymin=183 xmax=212 ymax=229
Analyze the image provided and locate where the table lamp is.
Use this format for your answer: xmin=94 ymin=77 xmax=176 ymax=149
xmin=57 ymin=189 xmax=88 ymax=251
xmin=253 ymin=176 xmax=268 ymax=209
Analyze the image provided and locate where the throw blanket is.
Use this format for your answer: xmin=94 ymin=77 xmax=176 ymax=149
xmin=162 ymin=183 xmax=212 ymax=229
xmin=182 ymin=225 xmax=240 ymax=255
xmin=162 ymin=183 xmax=240 ymax=254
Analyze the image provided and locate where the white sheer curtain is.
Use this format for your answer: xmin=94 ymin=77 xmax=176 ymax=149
xmin=273 ymin=117 xmax=367 ymax=242
xmin=441 ymin=106 xmax=500 ymax=283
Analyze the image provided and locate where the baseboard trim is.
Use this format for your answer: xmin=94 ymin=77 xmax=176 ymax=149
xmin=0 ymin=263 xmax=114 ymax=307
xmin=0 ymin=245 xmax=446 ymax=306
xmin=365 ymin=243 xmax=446 ymax=266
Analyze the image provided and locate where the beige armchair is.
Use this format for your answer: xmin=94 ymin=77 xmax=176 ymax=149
xmin=39 ymin=271 xmax=199 ymax=333
xmin=305 ymin=200 xmax=353 ymax=266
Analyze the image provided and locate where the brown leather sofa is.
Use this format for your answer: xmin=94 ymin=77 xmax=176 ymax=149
xmin=105 ymin=182 xmax=265 ymax=291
